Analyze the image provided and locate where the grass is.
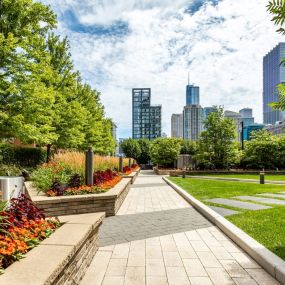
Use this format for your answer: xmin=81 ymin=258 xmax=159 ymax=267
xmin=192 ymin=173 xmax=285 ymax=181
xmin=169 ymin=177 xmax=285 ymax=260
xmin=169 ymin=177 xmax=285 ymax=200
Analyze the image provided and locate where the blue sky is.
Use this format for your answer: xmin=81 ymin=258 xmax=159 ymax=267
xmin=41 ymin=0 xmax=282 ymax=138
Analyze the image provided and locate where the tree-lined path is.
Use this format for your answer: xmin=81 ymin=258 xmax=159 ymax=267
xmin=81 ymin=171 xmax=280 ymax=285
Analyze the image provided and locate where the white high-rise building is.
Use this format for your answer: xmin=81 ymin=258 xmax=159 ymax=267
xmin=171 ymin=114 xmax=183 ymax=138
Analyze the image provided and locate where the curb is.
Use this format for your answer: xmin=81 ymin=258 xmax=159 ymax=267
xmin=163 ymin=176 xmax=285 ymax=285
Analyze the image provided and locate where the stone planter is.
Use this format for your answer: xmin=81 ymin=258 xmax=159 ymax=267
xmin=0 ymin=212 xmax=105 ymax=285
xmin=25 ymin=178 xmax=132 ymax=217
xmin=121 ymin=169 xmax=140 ymax=184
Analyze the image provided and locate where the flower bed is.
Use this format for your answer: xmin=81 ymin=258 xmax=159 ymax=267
xmin=32 ymin=162 xmax=122 ymax=197
xmin=0 ymin=194 xmax=60 ymax=273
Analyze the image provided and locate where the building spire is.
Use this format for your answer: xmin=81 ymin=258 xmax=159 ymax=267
xmin=188 ymin=72 xmax=190 ymax=85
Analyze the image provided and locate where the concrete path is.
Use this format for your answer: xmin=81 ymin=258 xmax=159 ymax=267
xmin=81 ymin=171 xmax=280 ymax=285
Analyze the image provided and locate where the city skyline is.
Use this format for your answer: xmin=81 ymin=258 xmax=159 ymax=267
xmin=40 ymin=0 xmax=283 ymax=138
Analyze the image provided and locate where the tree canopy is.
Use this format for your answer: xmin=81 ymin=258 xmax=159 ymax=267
xmin=195 ymin=107 xmax=239 ymax=169
xmin=0 ymin=0 xmax=115 ymax=155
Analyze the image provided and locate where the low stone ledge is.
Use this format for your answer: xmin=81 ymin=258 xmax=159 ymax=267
xmin=0 ymin=212 xmax=105 ymax=285
xmin=163 ymin=177 xmax=285 ymax=285
xmin=121 ymin=169 xmax=140 ymax=184
xmin=25 ymin=178 xmax=132 ymax=217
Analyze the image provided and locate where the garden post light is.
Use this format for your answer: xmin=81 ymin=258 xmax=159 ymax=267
xmin=119 ymin=156 xmax=123 ymax=172
xmin=129 ymin=158 xmax=131 ymax=168
xmin=260 ymin=171 xmax=265 ymax=184
xmin=182 ymin=170 xmax=186 ymax=179
xmin=85 ymin=147 xmax=94 ymax=186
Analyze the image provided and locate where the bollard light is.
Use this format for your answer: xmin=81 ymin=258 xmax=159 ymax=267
xmin=182 ymin=170 xmax=186 ymax=179
xmin=128 ymin=158 xmax=131 ymax=168
xmin=119 ymin=156 xmax=123 ymax=173
xmin=85 ymin=147 xmax=94 ymax=186
xmin=260 ymin=171 xmax=265 ymax=184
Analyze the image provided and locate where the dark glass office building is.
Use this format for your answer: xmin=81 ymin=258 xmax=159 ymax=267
xmin=263 ymin=43 xmax=285 ymax=124
xmin=132 ymin=88 xmax=161 ymax=139
xmin=186 ymin=84 xmax=200 ymax=105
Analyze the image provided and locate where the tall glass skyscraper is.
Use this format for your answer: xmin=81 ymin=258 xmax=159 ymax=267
xmin=132 ymin=88 xmax=161 ymax=140
xmin=263 ymin=43 xmax=285 ymax=124
xmin=186 ymin=84 xmax=200 ymax=105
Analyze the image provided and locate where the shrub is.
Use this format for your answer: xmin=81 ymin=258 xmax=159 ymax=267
xmin=0 ymin=144 xmax=46 ymax=167
xmin=93 ymin=169 xmax=118 ymax=185
xmin=31 ymin=162 xmax=73 ymax=193
xmin=149 ymin=138 xmax=182 ymax=167
xmin=0 ymin=164 xmax=22 ymax=176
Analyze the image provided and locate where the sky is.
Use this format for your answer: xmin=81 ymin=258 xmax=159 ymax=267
xmin=41 ymin=0 xmax=283 ymax=138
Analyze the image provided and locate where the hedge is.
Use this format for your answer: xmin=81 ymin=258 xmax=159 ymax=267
xmin=0 ymin=144 xmax=46 ymax=167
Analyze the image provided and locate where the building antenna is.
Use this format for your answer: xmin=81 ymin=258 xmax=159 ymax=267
xmin=188 ymin=72 xmax=190 ymax=85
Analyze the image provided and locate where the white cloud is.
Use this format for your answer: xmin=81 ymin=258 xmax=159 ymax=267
xmin=41 ymin=0 xmax=283 ymax=137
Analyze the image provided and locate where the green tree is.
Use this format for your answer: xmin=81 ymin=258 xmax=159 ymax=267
xmin=180 ymin=139 xmax=196 ymax=155
xmin=121 ymin=139 xmax=141 ymax=160
xmin=241 ymin=130 xmax=285 ymax=169
xmin=196 ymin=107 xmax=238 ymax=169
xmin=0 ymin=0 xmax=57 ymax=143
xmin=137 ymin=138 xmax=151 ymax=164
xmin=149 ymin=138 xmax=181 ymax=167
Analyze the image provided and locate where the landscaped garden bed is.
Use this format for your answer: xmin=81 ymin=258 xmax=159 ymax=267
xmin=0 ymin=194 xmax=60 ymax=274
xmin=0 ymin=212 xmax=105 ymax=285
xmin=26 ymin=151 xmax=139 ymax=217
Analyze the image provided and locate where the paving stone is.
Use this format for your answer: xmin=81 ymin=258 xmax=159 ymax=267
xmin=183 ymin=258 xmax=208 ymax=277
xmin=206 ymin=198 xmax=271 ymax=210
xmin=146 ymin=276 xmax=168 ymax=285
xmin=209 ymin=206 xmax=239 ymax=216
xmin=206 ymin=267 xmax=235 ymax=285
xmin=257 ymin=193 xmax=285 ymax=199
xmin=197 ymin=251 xmax=222 ymax=268
xmin=189 ymin=277 xmax=213 ymax=285
xmin=232 ymin=277 xmax=258 ymax=285
xmin=246 ymin=269 xmax=281 ymax=285
xmin=220 ymin=259 xmax=249 ymax=278
xmin=235 ymin=196 xmax=285 ymax=206
xmin=100 ymin=207 xmax=212 ymax=246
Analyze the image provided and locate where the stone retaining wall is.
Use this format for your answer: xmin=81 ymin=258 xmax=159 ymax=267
xmin=25 ymin=178 xmax=132 ymax=217
xmin=121 ymin=169 xmax=140 ymax=184
xmin=0 ymin=212 xmax=105 ymax=285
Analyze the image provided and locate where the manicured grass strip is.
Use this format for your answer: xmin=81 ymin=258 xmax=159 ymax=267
xmin=228 ymin=207 xmax=285 ymax=260
xmin=169 ymin=177 xmax=285 ymax=200
xmin=194 ymin=174 xmax=285 ymax=181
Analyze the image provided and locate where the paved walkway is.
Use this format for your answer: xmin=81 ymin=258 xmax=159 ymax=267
xmin=81 ymin=171 xmax=280 ymax=285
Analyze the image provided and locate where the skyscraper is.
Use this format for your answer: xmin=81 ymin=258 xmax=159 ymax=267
xmin=183 ymin=105 xmax=203 ymax=140
xmin=186 ymin=84 xmax=200 ymax=105
xmin=224 ymin=110 xmax=242 ymax=141
xmin=203 ymin=107 xmax=217 ymax=119
xmin=239 ymin=108 xmax=254 ymax=127
xmin=171 ymin=114 xmax=183 ymax=138
xmin=132 ymin=88 xmax=161 ymax=140
xmin=263 ymin=43 xmax=285 ymax=124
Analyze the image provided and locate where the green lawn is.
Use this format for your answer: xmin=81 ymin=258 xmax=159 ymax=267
xmin=169 ymin=177 xmax=285 ymax=260
xmin=192 ymin=174 xmax=285 ymax=181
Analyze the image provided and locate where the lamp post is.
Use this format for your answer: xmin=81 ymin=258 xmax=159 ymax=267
xmin=240 ymin=121 xmax=244 ymax=150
